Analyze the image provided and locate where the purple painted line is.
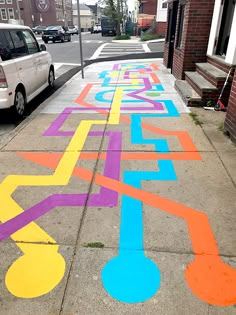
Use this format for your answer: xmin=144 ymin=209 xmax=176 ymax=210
xmin=127 ymin=78 xmax=164 ymax=109
xmin=43 ymin=102 xmax=164 ymax=137
xmin=0 ymin=132 xmax=121 ymax=242
xmin=113 ymin=64 xmax=119 ymax=70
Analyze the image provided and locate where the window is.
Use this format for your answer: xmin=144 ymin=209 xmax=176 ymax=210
xmin=6 ymin=0 xmax=12 ymax=3
xmin=0 ymin=31 xmax=12 ymax=61
xmin=0 ymin=0 xmax=5 ymax=4
xmin=162 ymin=3 xmax=167 ymax=9
xmin=9 ymin=30 xmax=28 ymax=57
xmin=176 ymin=4 xmax=185 ymax=48
xmin=0 ymin=8 xmax=7 ymax=20
xmin=22 ymin=30 xmax=39 ymax=54
xmin=8 ymin=8 xmax=14 ymax=19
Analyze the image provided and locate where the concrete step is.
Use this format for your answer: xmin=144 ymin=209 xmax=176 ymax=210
xmin=185 ymin=71 xmax=218 ymax=92
xmin=175 ymin=80 xmax=202 ymax=107
xmin=196 ymin=62 xmax=228 ymax=81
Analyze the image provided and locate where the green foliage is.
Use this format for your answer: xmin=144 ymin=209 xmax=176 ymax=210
xmin=141 ymin=34 xmax=164 ymax=41
xmin=189 ymin=112 xmax=203 ymax=126
xmin=114 ymin=34 xmax=130 ymax=40
xmin=84 ymin=242 xmax=105 ymax=248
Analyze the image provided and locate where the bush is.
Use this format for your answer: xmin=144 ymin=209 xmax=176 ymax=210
xmin=114 ymin=34 xmax=130 ymax=40
xmin=141 ymin=34 xmax=164 ymax=41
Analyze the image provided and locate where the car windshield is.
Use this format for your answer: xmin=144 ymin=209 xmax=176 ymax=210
xmin=47 ymin=26 xmax=61 ymax=30
xmin=69 ymin=26 xmax=74 ymax=29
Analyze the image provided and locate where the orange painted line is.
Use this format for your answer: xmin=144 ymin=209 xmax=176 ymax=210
xmin=74 ymin=84 xmax=201 ymax=160
xmin=17 ymin=151 xmax=217 ymax=255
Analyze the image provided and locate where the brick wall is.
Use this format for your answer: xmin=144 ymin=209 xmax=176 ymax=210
xmin=164 ymin=0 xmax=215 ymax=79
xmin=142 ymin=0 xmax=157 ymax=15
xmin=225 ymin=72 xmax=236 ymax=143
xmin=156 ymin=22 xmax=166 ymax=36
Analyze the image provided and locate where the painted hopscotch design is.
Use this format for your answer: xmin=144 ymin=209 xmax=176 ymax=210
xmin=0 ymin=61 xmax=235 ymax=305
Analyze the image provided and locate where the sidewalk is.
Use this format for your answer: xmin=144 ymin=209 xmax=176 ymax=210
xmin=0 ymin=58 xmax=235 ymax=315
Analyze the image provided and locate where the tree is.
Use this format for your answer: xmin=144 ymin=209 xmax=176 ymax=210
xmin=102 ymin=0 xmax=127 ymax=35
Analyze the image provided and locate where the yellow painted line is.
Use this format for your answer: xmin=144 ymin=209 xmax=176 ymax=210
xmin=0 ymin=79 xmax=123 ymax=298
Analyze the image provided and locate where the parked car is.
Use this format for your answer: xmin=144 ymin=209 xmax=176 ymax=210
xmin=68 ymin=25 xmax=78 ymax=35
xmin=42 ymin=26 xmax=71 ymax=43
xmin=32 ymin=25 xmax=47 ymax=34
xmin=91 ymin=24 xmax=102 ymax=33
xmin=0 ymin=23 xmax=54 ymax=117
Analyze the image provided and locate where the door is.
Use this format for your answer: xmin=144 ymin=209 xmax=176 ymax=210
xmin=22 ymin=30 xmax=49 ymax=90
xmin=216 ymin=0 xmax=235 ymax=56
xmin=167 ymin=0 xmax=179 ymax=70
xmin=7 ymin=30 xmax=36 ymax=96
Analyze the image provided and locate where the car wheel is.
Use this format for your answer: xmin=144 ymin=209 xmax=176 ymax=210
xmin=68 ymin=35 xmax=71 ymax=42
xmin=48 ymin=68 xmax=55 ymax=88
xmin=102 ymin=33 xmax=104 ymax=36
xmin=13 ymin=88 xmax=26 ymax=118
xmin=61 ymin=36 xmax=64 ymax=43
xmin=43 ymin=39 xmax=48 ymax=44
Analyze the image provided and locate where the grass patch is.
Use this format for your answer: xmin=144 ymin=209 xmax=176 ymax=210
xmin=217 ymin=121 xmax=225 ymax=132
xmin=84 ymin=242 xmax=104 ymax=248
xmin=114 ymin=34 xmax=130 ymax=40
xmin=189 ymin=112 xmax=203 ymax=126
xmin=141 ymin=34 xmax=164 ymax=41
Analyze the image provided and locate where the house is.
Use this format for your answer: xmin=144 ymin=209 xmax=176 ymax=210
xmin=156 ymin=0 xmax=167 ymax=35
xmin=0 ymin=0 xmax=73 ymax=28
xmin=73 ymin=3 xmax=93 ymax=30
xmin=164 ymin=0 xmax=236 ymax=142
xmin=87 ymin=4 xmax=101 ymax=25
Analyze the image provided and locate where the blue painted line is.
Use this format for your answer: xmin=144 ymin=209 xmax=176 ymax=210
xmin=101 ymin=77 xmax=165 ymax=90
xmin=102 ymin=103 xmax=180 ymax=303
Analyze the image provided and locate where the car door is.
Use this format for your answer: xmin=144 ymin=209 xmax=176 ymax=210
xmin=21 ymin=30 xmax=49 ymax=90
xmin=7 ymin=30 xmax=36 ymax=97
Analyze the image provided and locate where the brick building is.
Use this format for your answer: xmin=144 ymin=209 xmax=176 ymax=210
xmin=164 ymin=0 xmax=236 ymax=142
xmin=0 ymin=0 xmax=72 ymax=28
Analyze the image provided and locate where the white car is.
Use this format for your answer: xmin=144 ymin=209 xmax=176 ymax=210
xmin=93 ymin=24 xmax=102 ymax=33
xmin=0 ymin=23 xmax=54 ymax=117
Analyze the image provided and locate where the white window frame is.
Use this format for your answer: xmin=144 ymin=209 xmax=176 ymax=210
xmin=8 ymin=8 xmax=14 ymax=19
xmin=0 ymin=0 xmax=5 ymax=4
xmin=0 ymin=8 xmax=7 ymax=20
xmin=6 ymin=0 xmax=12 ymax=4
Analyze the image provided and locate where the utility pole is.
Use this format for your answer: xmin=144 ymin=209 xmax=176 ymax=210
xmin=16 ymin=0 xmax=21 ymax=24
xmin=76 ymin=0 xmax=84 ymax=78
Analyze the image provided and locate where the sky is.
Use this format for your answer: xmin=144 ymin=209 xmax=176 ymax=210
xmin=72 ymin=0 xmax=134 ymax=12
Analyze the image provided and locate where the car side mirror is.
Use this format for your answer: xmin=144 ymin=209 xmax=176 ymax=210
xmin=40 ymin=44 xmax=47 ymax=51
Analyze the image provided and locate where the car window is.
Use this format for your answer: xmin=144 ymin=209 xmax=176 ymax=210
xmin=9 ymin=30 xmax=28 ymax=58
xmin=0 ymin=31 xmax=12 ymax=61
xmin=47 ymin=26 xmax=60 ymax=30
xmin=22 ymin=30 xmax=39 ymax=54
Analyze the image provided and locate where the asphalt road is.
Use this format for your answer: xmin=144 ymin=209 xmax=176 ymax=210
xmin=43 ymin=32 xmax=114 ymax=64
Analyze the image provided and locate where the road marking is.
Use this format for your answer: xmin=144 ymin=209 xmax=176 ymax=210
xmin=142 ymin=43 xmax=151 ymax=52
xmin=90 ymin=43 xmax=109 ymax=59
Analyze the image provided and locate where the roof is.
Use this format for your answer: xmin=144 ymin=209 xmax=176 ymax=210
xmin=0 ymin=23 xmax=31 ymax=30
xmin=72 ymin=3 xmax=92 ymax=11
xmin=87 ymin=4 xmax=97 ymax=15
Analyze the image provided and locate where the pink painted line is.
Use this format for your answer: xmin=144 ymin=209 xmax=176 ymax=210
xmin=0 ymin=132 xmax=121 ymax=242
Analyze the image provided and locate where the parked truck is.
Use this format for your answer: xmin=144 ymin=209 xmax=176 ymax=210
xmin=101 ymin=16 xmax=116 ymax=36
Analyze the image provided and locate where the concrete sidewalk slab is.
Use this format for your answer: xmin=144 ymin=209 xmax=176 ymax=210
xmin=0 ymin=57 xmax=235 ymax=313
